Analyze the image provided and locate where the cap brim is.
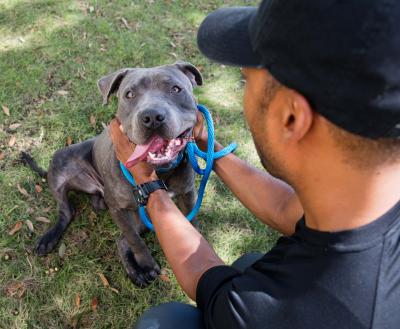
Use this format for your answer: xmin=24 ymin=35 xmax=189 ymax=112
xmin=197 ymin=7 xmax=261 ymax=67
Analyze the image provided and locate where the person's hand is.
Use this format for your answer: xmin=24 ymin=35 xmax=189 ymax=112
xmin=193 ymin=110 xmax=208 ymax=151
xmin=109 ymin=118 xmax=158 ymax=184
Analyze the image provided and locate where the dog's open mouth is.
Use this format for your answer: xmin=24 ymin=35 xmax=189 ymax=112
xmin=125 ymin=129 xmax=192 ymax=168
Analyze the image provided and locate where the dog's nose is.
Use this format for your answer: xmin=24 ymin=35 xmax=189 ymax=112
xmin=140 ymin=109 xmax=166 ymax=129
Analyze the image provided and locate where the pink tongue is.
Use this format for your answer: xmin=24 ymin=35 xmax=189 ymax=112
xmin=125 ymin=136 xmax=164 ymax=168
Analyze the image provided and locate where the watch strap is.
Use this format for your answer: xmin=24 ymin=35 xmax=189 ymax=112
xmin=133 ymin=179 xmax=167 ymax=206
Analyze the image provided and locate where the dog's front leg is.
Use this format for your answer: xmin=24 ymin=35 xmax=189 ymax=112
xmin=109 ymin=208 xmax=160 ymax=287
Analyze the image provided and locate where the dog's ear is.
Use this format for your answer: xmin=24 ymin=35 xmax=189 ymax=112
xmin=174 ymin=61 xmax=203 ymax=87
xmin=97 ymin=68 xmax=131 ymax=105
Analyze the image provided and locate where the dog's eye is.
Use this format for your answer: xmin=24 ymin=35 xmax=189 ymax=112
xmin=171 ymin=85 xmax=182 ymax=94
xmin=125 ymin=91 xmax=136 ymax=99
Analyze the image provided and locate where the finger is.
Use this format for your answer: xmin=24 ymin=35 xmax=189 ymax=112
xmin=196 ymin=110 xmax=204 ymax=125
xmin=109 ymin=119 xmax=135 ymax=160
xmin=113 ymin=117 xmax=124 ymax=133
xmin=112 ymin=117 xmax=121 ymax=125
xmin=109 ymin=119 xmax=127 ymax=144
xmin=197 ymin=124 xmax=205 ymax=140
xmin=194 ymin=110 xmax=205 ymax=139
xmin=109 ymin=118 xmax=122 ymax=136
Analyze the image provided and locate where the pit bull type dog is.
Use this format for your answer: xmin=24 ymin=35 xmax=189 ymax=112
xmin=22 ymin=61 xmax=202 ymax=287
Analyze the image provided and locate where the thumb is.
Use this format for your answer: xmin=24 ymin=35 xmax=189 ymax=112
xmin=194 ymin=110 xmax=205 ymax=139
xmin=109 ymin=118 xmax=124 ymax=141
xmin=196 ymin=110 xmax=204 ymax=126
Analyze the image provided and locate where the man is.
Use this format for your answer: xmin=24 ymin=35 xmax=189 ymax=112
xmin=110 ymin=1 xmax=400 ymax=328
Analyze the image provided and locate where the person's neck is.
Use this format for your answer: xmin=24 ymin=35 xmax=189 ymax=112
xmin=297 ymin=162 xmax=400 ymax=232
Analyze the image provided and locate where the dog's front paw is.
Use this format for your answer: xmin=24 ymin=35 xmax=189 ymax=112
xmin=117 ymin=238 xmax=160 ymax=287
xmin=127 ymin=254 xmax=161 ymax=288
xmin=36 ymin=226 xmax=63 ymax=255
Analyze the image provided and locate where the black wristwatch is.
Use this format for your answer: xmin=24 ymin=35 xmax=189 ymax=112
xmin=132 ymin=180 xmax=168 ymax=207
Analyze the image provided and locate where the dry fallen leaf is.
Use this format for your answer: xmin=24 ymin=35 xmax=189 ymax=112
xmin=17 ymin=184 xmax=29 ymax=197
xmin=120 ymin=17 xmax=130 ymax=29
xmin=5 ymin=281 xmax=25 ymax=298
xmin=34 ymin=184 xmax=42 ymax=193
xmin=2 ymin=105 xmax=10 ymax=116
xmin=66 ymin=136 xmax=73 ymax=146
xmin=57 ymin=90 xmax=69 ymax=96
xmin=75 ymin=293 xmax=81 ymax=308
xmin=58 ymin=242 xmax=66 ymax=258
xmin=18 ymin=286 xmax=26 ymax=298
xmin=8 ymin=136 xmax=16 ymax=147
xmin=91 ymin=297 xmax=98 ymax=312
xmin=159 ymin=273 xmax=170 ymax=282
xmin=9 ymin=123 xmax=21 ymax=130
xmin=159 ymin=268 xmax=170 ymax=282
xmin=110 ymin=287 xmax=119 ymax=294
xmin=36 ymin=216 xmax=50 ymax=223
xmin=8 ymin=221 xmax=23 ymax=235
xmin=98 ymin=273 xmax=110 ymax=288
xmin=90 ymin=115 xmax=96 ymax=126
xmin=88 ymin=210 xmax=97 ymax=224
xmin=25 ymin=220 xmax=34 ymax=232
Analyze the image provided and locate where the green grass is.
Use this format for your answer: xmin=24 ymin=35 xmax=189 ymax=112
xmin=0 ymin=1 xmax=279 ymax=328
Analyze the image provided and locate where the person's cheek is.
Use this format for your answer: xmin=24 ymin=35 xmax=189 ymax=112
xmin=243 ymin=81 xmax=260 ymax=132
xmin=243 ymin=82 xmax=252 ymax=124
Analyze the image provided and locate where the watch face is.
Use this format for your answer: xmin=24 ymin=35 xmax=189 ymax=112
xmin=133 ymin=187 xmax=147 ymax=206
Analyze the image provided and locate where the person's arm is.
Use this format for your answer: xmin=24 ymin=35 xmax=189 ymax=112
xmin=148 ymin=189 xmax=224 ymax=300
xmin=196 ymin=138 xmax=303 ymax=236
xmin=109 ymin=119 xmax=223 ymax=300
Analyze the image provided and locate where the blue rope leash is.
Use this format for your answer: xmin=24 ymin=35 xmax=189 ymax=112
xmin=119 ymin=104 xmax=237 ymax=231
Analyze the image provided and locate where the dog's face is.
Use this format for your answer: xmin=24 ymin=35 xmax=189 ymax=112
xmin=98 ymin=62 xmax=202 ymax=166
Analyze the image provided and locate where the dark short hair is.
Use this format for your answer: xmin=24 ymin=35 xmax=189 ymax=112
xmin=328 ymin=123 xmax=400 ymax=168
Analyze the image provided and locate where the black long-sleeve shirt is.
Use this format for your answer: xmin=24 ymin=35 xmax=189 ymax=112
xmin=197 ymin=201 xmax=400 ymax=329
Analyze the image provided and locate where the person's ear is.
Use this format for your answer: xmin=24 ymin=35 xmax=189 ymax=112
xmin=281 ymin=90 xmax=313 ymax=143
xmin=97 ymin=68 xmax=132 ymax=105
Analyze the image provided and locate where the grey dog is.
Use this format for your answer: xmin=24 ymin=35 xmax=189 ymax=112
xmin=22 ymin=61 xmax=202 ymax=287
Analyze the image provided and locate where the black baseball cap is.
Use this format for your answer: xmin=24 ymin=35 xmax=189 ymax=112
xmin=197 ymin=1 xmax=400 ymax=139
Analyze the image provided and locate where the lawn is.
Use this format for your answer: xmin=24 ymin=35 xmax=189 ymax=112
xmin=0 ymin=0 xmax=279 ymax=328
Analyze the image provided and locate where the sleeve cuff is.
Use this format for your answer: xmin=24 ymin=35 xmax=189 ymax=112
xmin=196 ymin=265 xmax=241 ymax=310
